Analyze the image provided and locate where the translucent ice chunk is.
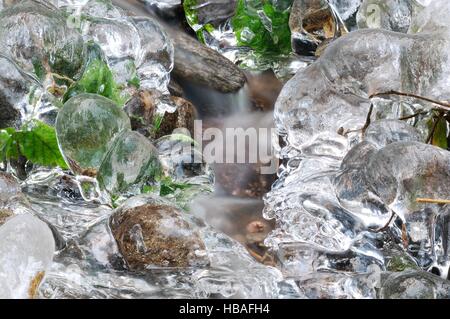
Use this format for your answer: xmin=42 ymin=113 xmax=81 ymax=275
xmin=366 ymin=142 xmax=450 ymax=218
xmin=357 ymin=0 xmax=413 ymax=33
xmin=329 ymin=0 xmax=363 ymax=21
xmin=0 ymin=172 xmax=21 ymax=205
xmin=55 ymin=93 xmax=131 ymax=175
xmin=132 ymin=16 xmax=174 ymax=93
xmin=380 ymin=269 xmax=450 ymax=299
xmin=0 ymin=214 xmax=55 ymax=298
xmin=97 ymin=130 xmax=162 ymax=195
xmin=0 ymin=0 xmax=85 ymax=78
xmin=155 ymin=134 xmax=213 ymax=185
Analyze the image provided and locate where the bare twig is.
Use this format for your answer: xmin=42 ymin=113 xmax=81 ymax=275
xmin=416 ymin=198 xmax=450 ymax=205
xmin=373 ymin=212 xmax=397 ymax=233
xmin=398 ymin=110 xmax=429 ymax=121
xmin=344 ymin=103 xmax=374 ymax=136
xmin=369 ymin=90 xmax=450 ymax=112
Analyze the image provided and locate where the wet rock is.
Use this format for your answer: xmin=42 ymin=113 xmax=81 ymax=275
xmin=290 ymin=0 xmax=348 ymax=56
xmin=167 ymin=26 xmax=246 ymax=93
xmin=215 ymin=163 xmax=277 ymax=199
xmin=0 ymin=90 xmax=19 ymax=128
xmin=157 ymin=96 xmax=196 ymax=139
xmin=125 ymin=90 xmax=196 ymax=139
xmin=168 ymin=77 xmax=184 ymax=97
xmin=246 ymin=70 xmax=283 ymax=112
xmin=110 ymin=202 xmax=209 ymax=270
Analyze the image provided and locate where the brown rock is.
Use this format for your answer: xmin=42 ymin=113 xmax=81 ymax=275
xmin=110 ymin=203 xmax=209 ymax=270
xmin=124 ymin=90 xmax=197 ymax=138
xmin=0 ymin=209 xmax=13 ymax=226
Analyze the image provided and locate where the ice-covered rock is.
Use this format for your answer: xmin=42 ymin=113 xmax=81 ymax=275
xmin=0 ymin=214 xmax=55 ymax=298
xmin=110 ymin=197 xmax=209 ymax=270
xmin=55 ymin=93 xmax=131 ymax=175
xmin=290 ymin=0 xmax=348 ymax=56
xmin=156 ymin=134 xmax=213 ymax=184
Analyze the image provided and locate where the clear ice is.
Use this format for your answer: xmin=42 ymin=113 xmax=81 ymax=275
xmin=97 ymin=130 xmax=161 ymax=195
xmin=0 ymin=214 xmax=55 ymax=299
xmin=264 ymin=0 xmax=450 ymax=296
xmin=55 ymin=93 xmax=131 ymax=175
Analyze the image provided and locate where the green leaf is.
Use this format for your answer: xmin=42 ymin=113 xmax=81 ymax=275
xmin=231 ymin=0 xmax=292 ymax=57
xmin=183 ymin=0 xmax=212 ymax=44
xmin=142 ymin=175 xmax=193 ymax=197
xmin=63 ymin=42 xmax=126 ymax=106
xmin=0 ymin=121 xmax=67 ymax=169
xmin=0 ymin=128 xmax=19 ymax=162
xmin=432 ymin=117 xmax=448 ymax=149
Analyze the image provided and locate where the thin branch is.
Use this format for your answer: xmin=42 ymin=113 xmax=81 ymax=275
xmin=369 ymin=90 xmax=450 ymax=112
xmin=373 ymin=212 xmax=397 ymax=233
xmin=344 ymin=103 xmax=373 ymax=136
xmin=416 ymin=198 xmax=450 ymax=205
xmin=398 ymin=110 xmax=429 ymax=121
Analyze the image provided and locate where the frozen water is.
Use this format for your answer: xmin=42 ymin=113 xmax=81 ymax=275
xmin=97 ymin=130 xmax=161 ymax=195
xmin=357 ymin=0 xmax=413 ymax=33
xmin=264 ymin=0 xmax=450 ymax=296
xmin=0 ymin=0 xmax=85 ymax=79
xmin=0 ymin=214 xmax=55 ymax=298
xmin=55 ymin=93 xmax=131 ymax=175
xmin=155 ymin=134 xmax=213 ymax=185
xmin=27 ymin=189 xmax=292 ymax=298
xmin=329 ymin=0 xmax=363 ymax=21
xmin=0 ymin=172 xmax=21 ymax=205
xmin=380 ymin=269 xmax=450 ymax=299
xmin=132 ymin=16 xmax=174 ymax=93
xmin=59 ymin=0 xmax=174 ymax=110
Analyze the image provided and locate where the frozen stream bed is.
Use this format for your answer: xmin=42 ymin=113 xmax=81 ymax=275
xmin=1 ymin=0 xmax=450 ymax=299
